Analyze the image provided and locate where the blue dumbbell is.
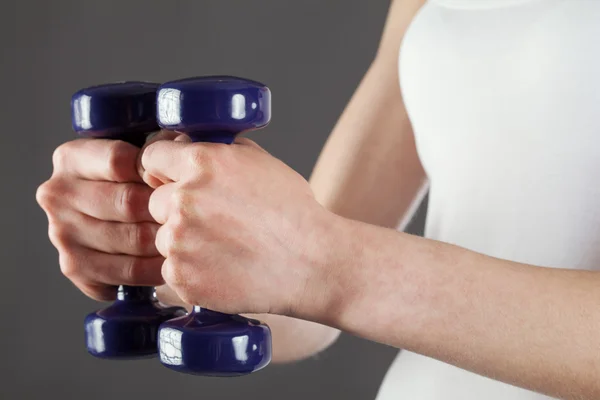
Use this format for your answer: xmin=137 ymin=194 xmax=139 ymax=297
xmin=155 ymin=76 xmax=272 ymax=376
xmin=71 ymin=82 xmax=186 ymax=359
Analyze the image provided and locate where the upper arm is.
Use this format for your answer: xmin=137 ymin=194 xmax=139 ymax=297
xmin=309 ymin=0 xmax=429 ymax=229
xmin=375 ymin=0 xmax=427 ymax=68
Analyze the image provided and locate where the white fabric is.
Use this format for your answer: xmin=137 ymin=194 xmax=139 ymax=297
xmin=377 ymin=0 xmax=600 ymax=399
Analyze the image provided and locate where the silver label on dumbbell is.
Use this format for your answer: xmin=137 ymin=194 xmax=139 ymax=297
xmin=157 ymin=88 xmax=182 ymax=125
xmin=73 ymin=94 xmax=93 ymax=129
xmin=231 ymin=93 xmax=246 ymax=120
xmin=159 ymin=327 xmax=183 ymax=365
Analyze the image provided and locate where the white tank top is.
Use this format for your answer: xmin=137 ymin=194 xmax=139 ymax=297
xmin=376 ymin=0 xmax=600 ymax=399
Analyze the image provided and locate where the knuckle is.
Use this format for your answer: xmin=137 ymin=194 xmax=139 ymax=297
xmin=130 ymin=223 xmax=157 ymax=254
xmin=124 ymin=256 xmax=145 ymax=284
xmin=48 ymin=224 xmax=69 ymax=249
xmin=169 ymin=221 xmax=187 ymax=245
xmin=161 ymin=258 xmax=184 ymax=287
xmin=36 ymin=179 xmax=68 ymax=213
xmin=170 ymin=189 xmax=184 ymax=209
xmin=36 ymin=181 xmax=55 ymax=210
xmin=116 ymin=184 xmax=140 ymax=220
xmin=59 ymin=252 xmax=80 ymax=280
xmin=170 ymin=189 xmax=192 ymax=218
xmin=187 ymin=146 xmax=209 ymax=167
xmin=52 ymin=142 xmax=73 ymax=169
xmin=186 ymin=147 xmax=215 ymax=180
xmin=106 ymin=141 xmax=135 ymax=182
xmin=159 ymin=223 xmax=184 ymax=257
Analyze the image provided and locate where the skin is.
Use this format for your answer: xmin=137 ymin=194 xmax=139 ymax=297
xmin=137 ymin=136 xmax=600 ymax=399
xmin=37 ymin=137 xmax=165 ymax=301
xmin=37 ymin=0 xmax=429 ymax=363
xmin=153 ymin=0 xmax=430 ymax=361
xmin=37 ymin=0 xmax=600 ymax=399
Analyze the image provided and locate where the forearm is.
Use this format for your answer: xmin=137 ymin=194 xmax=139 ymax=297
xmin=249 ymin=60 xmax=420 ymax=362
xmin=241 ymin=0 xmax=431 ymax=364
xmin=313 ymin=217 xmax=600 ymax=399
xmin=243 ymin=6 xmax=433 ymax=362
xmin=155 ymin=60 xmax=422 ymax=363
xmin=244 ymin=314 xmax=339 ymax=364
xmin=259 ymin=60 xmax=429 ymax=362
xmin=310 ymin=55 xmax=427 ymax=230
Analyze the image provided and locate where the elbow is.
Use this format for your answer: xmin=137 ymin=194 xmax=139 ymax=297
xmin=270 ymin=328 xmax=342 ymax=364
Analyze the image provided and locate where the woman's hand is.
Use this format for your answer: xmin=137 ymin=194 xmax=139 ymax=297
xmin=140 ymin=137 xmax=341 ymax=319
xmin=36 ymin=132 xmax=188 ymax=307
xmin=36 ymin=138 xmax=164 ymax=301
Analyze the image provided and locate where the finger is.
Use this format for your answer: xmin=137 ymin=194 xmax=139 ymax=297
xmin=136 ymin=130 xmax=189 ymax=187
xmin=63 ymin=179 xmax=154 ymax=223
xmin=61 ymin=248 xmax=165 ymax=287
xmin=67 ymin=212 xmax=160 ymax=256
xmin=148 ymin=183 xmax=176 ymax=224
xmin=154 ymin=221 xmax=205 ymax=261
xmin=155 ymin=284 xmax=191 ymax=309
xmin=53 ymin=139 xmax=143 ymax=182
xmin=154 ymin=220 xmax=178 ymax=258
xmin=160 ymin=256 xmax=198 ymax=301
xmin=145 ymin=129 xmax=188 ymax=145
xmin=141 ymin=140 xmax=208 ymax=185
xmin=75 ymin=281 xmax=118 ymax=302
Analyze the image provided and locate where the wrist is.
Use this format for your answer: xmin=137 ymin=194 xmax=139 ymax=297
xmin=289 ymin=207 xmax=360 ymax=327
xmin=297 ymin=214 xmax=419 ymax=338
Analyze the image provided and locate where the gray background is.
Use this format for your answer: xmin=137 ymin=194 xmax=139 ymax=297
xmin=1 ymin=1 xmax=426 ymax=399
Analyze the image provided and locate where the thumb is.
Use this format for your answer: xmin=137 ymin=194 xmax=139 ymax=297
xmin=137 ymin=130 xmax=190 ymax=187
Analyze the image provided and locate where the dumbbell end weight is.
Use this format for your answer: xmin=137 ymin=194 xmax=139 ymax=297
xmin=155 ymin=76 xmax=273 ymax=375
xmin=72 ymin=82 xmax=186 ymax=359
xmin=156 ymin=75 xmax=271 ymax=142
xmin=84 ymin=287 xmax=187 ymax=359
xmin=158 ymin=308 xmax=272 ymax=376
xmin=72 ymin=81 xmax=161 ymax=146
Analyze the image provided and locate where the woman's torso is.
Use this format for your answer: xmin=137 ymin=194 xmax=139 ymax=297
xmin=377 ymin=0 xmax=600 ymax=398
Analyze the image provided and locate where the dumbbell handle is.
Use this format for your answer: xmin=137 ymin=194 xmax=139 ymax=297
xmin=119 ymin=138 xmax=155 ymax=300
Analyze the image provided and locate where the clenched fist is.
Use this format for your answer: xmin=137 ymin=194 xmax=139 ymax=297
xmin=36 ymin=134 xmax=182 ymax=304
xmin=139 ymin=137 xmax=341 ymax=320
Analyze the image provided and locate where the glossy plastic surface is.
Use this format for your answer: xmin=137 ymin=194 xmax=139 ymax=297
xmin=155 ymin=76 xmax=272 ymax=375
xmin=71 ymin=82 xmax=186 ymax=359
xmin=158 ymin=307 xmax=271 ymax=376
xmin=85 ymin=287 xmax=186 ymax=359
xmin=156 ymin=75 xmax=271 ymax=143
xmin=72 ymin=81 xmax=160 ymax=146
